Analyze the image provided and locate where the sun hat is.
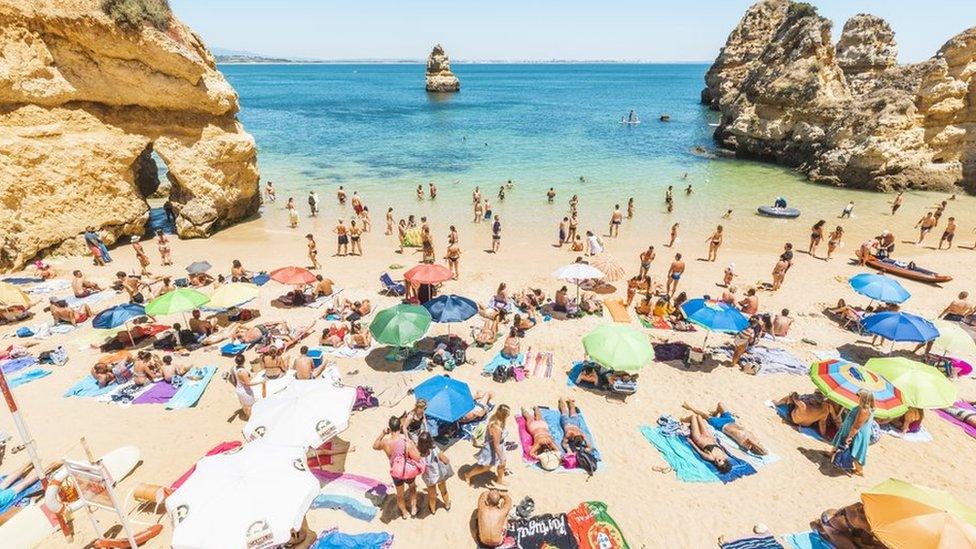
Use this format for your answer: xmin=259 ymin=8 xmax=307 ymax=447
xmin=538 ymin=450 xmax=560 ymax=471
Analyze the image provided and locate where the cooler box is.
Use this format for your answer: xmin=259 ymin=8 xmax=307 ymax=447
xmin=307 ymin=348 xmax=324 ymax=367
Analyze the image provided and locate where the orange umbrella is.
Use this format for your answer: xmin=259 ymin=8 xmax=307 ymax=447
xmin=403 ymin=264 xmax=452 ymax=285
xmin=862 ymin=478 xmax=976 ymax=549
xmin=270 ymin=266 xmax=316 ymax=285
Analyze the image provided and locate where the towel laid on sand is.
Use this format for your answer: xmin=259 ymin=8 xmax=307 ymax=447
xmin=63 ymin=375 xmax=118 ymax=398
xmin=483 ymin=351 xmax=525 ymax=374
xmin=936 ymin=400 xmax=976 ymax=440
xmin=713 ymin=429 xmax=781 ymax=467
xmin=165 ymin=366 xmax=217 ymax=410
xmin=603 ymin=299 xmax=631 ymax=323
xmin=64 ymin=291 xmax=113 ymax=308
xmin=132 ymin=380 xmax=179 ymax=405
xmin=566 ymin=501 xmax=630 ymax=549
xmin=766 ymin=401 xmax=827 ymax=442
xmin=879 ymin=422 xmax=933 ymax=442
xmin=98 ymin=381 xmax=156 ymax=407
xmin=320 ymin=345 xmax=371 ymax=358
xmin=1 ymin=357 xmax=37 ymax=375
xmin=311 ymin=471 xmax=390 ymax=522
xmin=639 ymin=426 xmax=756 ymax=483
xmin=24 ymin=280 xmax=70 ymax=294
xmin=713 ymin=345 xmax=807 ymax=375
xmin=516 ymin=407 xmax=601 ymax=473
xmin=9 ymin=368 xmax=51 ymax=388
xmin=0 ymin=476 xmax=42 ymax=515
xmin=720 ymin=535 xmax=783 ymax=549
xmin=783 ymin=531 xmax=831 ymax=549
xmin=312 ymin=528 xmax=393 ymax=549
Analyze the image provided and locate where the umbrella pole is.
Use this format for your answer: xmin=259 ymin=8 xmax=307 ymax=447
xmin=126 ymin=319 xmax=135 ymax=347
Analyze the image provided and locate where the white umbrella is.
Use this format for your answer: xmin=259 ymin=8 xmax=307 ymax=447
xmin=167 ymin=441 xmax=318 ymax=549
xmin=243 ymin=379 xmax=356 ymax=449
xmin=553 ymin=262 xmax=605 ymax=298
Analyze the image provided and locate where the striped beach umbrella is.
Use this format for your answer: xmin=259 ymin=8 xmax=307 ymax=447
xmin=589 ymin=254 xmax=626 ymax=282
xmin=809 ymin=359 xmax=907 ymax=420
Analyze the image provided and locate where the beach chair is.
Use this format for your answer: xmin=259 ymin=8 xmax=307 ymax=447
xmin=379 ymin=273 xmax=405 ymax=296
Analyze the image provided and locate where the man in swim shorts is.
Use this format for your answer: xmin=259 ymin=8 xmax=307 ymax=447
xmin=666 ymin=253 xmax=684 ymax=296
xmin=558 ymin=398 xmax=592 ymax=454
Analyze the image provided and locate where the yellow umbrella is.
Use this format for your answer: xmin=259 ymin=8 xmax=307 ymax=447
xmin=930 ymin=320 xmax=976 ymax=357
xmin=862 ymin=478 xmax=976 ymax=549
xmin=0 ymin=282 xmax=30 ymax=308
xmin=208 ymin=283 xmax=260 ymax=309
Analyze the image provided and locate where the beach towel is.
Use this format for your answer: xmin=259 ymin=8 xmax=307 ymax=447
xmin=320 ymin=345 xmax=371 ymax=359
xmin=712 ymin=429 xmax=781 ymax=467
xmin=132 ymin=380 xmax=179 ymax=405
xmin=879 ymin=422 xmax=933 ymax=442
xmin=653 ymin=342 xmax=691 ymax=362
xmin=63 ymin=375 xmax=117 ymax=398
xmin=427 ymin=404 xmax=494 ymax=447
xmin=312 ymin=528 xmax=393 ymax=549
xmin=252 ymin=273 xmax=271 ymax=286
xmin=483 ymin=352 xmax=525 ymax=375
xmin=766 ymin=401 xmax=827 ymax=442
xmin=505 ymin=513 xmax=578 ymax=549
xmin=1 ymin=356 xmax=37 ymax=375
xmin=311 ymin=470 xmax=390 ymax=522
xmin=516 ymin=407 xmax=601 ymax=473
xmin=639 ymin=426 xmax=756 ymax=483
xmin=165 ymin=366 xmax=217 ymax=410
xmin=565 ymin=361 xmax=593 ymax=389
xmin=98 ymin=381 xmax=156 ymax=407
xmin=713 ymin=345 xmax=807 ymax=375
xmin=8 ymin=368 xmax=51 ymax=388
xmin=566 ymin=501 xmax=629 ymax=549
xmin=603 ymin=299 xmax=631 ymax=323
xmin=64 ymin=291 xmax=112 ymax=308
xmin=24 ymin=280 xmax=70 ymax=294
xmin=170 ymin=441 xmax=242 ymax=490
xmin=2 ymin=277 xmax=43 ymax=285
xmin=936 ymin=401 xmax=976 ymax=440
xmin=783 ymin=531 xmax=831 ymax=549
xmin=720 ymin=535 xmax=784 ymax=549
xmin=0 ymin=476 xmax=42 ymax=515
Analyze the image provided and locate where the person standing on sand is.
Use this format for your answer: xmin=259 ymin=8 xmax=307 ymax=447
xmin=385 ymin=207 xmax=394 ymax=235
xmin=829 ymin=390 xmax=875 ymax=476
xmin=705 ymin=225 xmax=723 ymax=262
xmin=472 ymin=186 xmax=481 ymax=204
xmin=462 ymin=405 xmax=510 ymax=487
xmin=939 ymin=217 xmax=957 ymax=249
xmin=474 ymin=199 xmax=484 ymax=223
xmin=445 ymin=239 xmax=461 ymax=279
xmin=840 ymin=201 xmax=853 ymax=218
xmin=933 ymin=200 xmax=948 ymax=223
xmin=360 ymin=206 xmax=371 ymax=232
xmin=668 ymin=223 xmax=679 ymax=248
xmin=547 ymin=187 xmax=556 ymax=203
xmin=558 ymin=217 xmax=569 ymax=247
xmin=809 ymin=220 xmax=826 ymax=257
xmin=568 ymin=213 xmax=579 ymax=243
xmin=586 ymin=230 xmax=604 ymax=256
xmin=131 ymin=236 xmax=151 ymax=276
xmin=891 ymin=191 xmax=903 ymax=215
xmin=627 ymin=197 xmax=634 ymax=219
xmin=915 ymin=212 xmax=937 ymax=244
xmin=483 ymin=199 xmax=493 ymax=222
xmin=827 ymin=226 xmax=844 ymax=260
xmin=351 ymin=191 xmax=363 ymax=216
xmin=771 ymin=244 xmax=793 ymax=291
xmin=417 ymin=432 xmax=452 ymax=516
xmin=306 ymin=234 xmax=320 ymax=270
xmin=349 ymin=220 xmax=364 ymax=256
xmin=337 ymin=186 xmax=346 ymax=205
xmin=287 ymin=198 xmax=299 ymax=228
xmin=638 ymin=246 xmax=655 ymax=279
xmin=421 ymin=227 xmax=435 ymax=263
xmin=666 ymin=253 xmax=685 ymax=296
xmin=491 ymin=215 xmax=501 ymax=253
xmin=264 ymin=181 xmax=276 ymax=202
xmin=374 ymin=417 xmax=422 ymax=518
xmin=155 ymin=229 xmax=172 ymax=266
xmin=308 ymin=191 xmax=319 ymax=217
xmin=334 ymin=219 xmax=349 ymax=256
xmin=569 ymin=194 xmax=579 ymax=217
xmin=397 ymin=219 xmax=407 ymax=254
xmin=429 ymin=182 xmax=437 ymax=200
xmin=609 ymin=205 xmax=622 ymax=237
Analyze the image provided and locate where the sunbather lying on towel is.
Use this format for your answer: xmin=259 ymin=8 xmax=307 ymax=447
xmin=321 ymin=323 xmax=350 ymax=347
xmin=233 ymin=321 xmax=288 ymax=345
xmin=682 ymin=402 xmax=767 ymax=455
xmin=279 ymin=288 xmax=313 ymax=306
xmin=348 ymin=321 xmax=371 ymax=348
xmin=681 ymin=412 xmax=733 ymax=474
xmin=775 ymin=392 xmax=842 ymax=439
xmin=92 ymin=351 xmax=133 ymax=387
xmin=473 ymin=316 xmax=500 ymax=346
xmin=559 ymin=398 xmax=593 ymax=454
xmin=514 ymin=288 xmax=546 ymax=310
xmin=48 ymin=298 xmax=93 ymax=326
xmin=520 ymin=407 xmax=561 ymax=470
xmin=575 ymin=362 xmax=637 ymax=393
xmin=1 ymin=305 xmax=32 ymax=324
xmin=460 ymin=391 xmax=494 ymax=424
xmin=0 ymin=460 xmax=63 ymax=525
xmin=944 ymin=406 xmax=976 ymax=428
xmin=326 ymin=299 xmax=371 ymax=321
xmin=201 ymin=322 xmax=240 ymax=346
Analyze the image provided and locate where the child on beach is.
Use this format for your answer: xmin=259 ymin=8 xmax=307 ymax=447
xmin=723 ymin=264 xmax=736 ymax=287
xmin=155 ymin=229 xmax=172 ymax=266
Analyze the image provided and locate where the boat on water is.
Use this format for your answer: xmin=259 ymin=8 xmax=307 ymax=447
xmin=864 ymin=256 xmax=952 ymax=284
xmin=758 ymin=206 xmax=801 ymax=218
xmin=659 ymin=114 xmax=670 ymax=121
xmin=620 ymin=109 xmax=640 ymax=125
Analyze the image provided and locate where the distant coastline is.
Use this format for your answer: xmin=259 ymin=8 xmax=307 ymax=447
xmin=214 ymin=54 xmax=711 ymax=65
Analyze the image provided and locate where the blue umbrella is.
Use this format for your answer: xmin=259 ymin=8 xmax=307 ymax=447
xmin=414 ymin=375 xmax=475 ymax=422
xmin=849 ymin=273 xmax=910 ymax=304
xmin=862 ymin=311 xmax=939 ymax=343
xmin=681 ymin=299 xmax=749 ymax=333
xmin=423 ymin=294 xmax=478 ymax=324
xmin=92 ymin=303 xmax=146 ymax=329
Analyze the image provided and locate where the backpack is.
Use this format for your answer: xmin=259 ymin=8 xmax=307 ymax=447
xmin=574 ymin=447 xmax=599 ymax=476
xmin=492 ymin=364 xmax=512 ymax=383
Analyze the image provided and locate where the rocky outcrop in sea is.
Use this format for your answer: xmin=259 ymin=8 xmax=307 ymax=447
xmin=425 ymin=44 xmax=460 ymax=93
xmin=703 ymin=0 xmax=975 ymax=193
xmin=0 ymin=0 xmax=260 ymax=270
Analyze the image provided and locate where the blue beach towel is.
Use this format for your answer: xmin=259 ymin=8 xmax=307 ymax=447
xmin=0 ymin=477 xmax=42 ymax=515
xmin=784 ymin=531 xmax=832 ymax=549
xmin=713 ymin=429 xmax=781 ymax=467
xmin=566 ymin=360 xmax=597 ymax=388
xmin=220 ymin=342 xmax=248 ymax=356
xmin=696 ymin=436 xmax=756 ymax=483
xmin=539 ymin=406 xmax=601 ymax=462
xmin=165 ymin=366 xmax=217 ymax=410
xmin=63 ymin=375 xmax=117 ymax=398
xmin=1 ymin=277 xmax=43 ymax=285
xmin=9 ymin=368 xmax=51 ymax=388
xmin=766 ymin=401 xmax=826 ymax=442
xmin=311 ymin=494 xmax=378 ymax=522
xmin=1 ymin=357 xmax=37 ymax=375
xmin=483 ymin=352 xmax=524 ymax=374
xmin=312 ymin=528 xmax=393 ymax=549
xmin=640 ymin=426 xmax=717 ymax=483
xmin=252 ymin=273 xmax=271 ymax=286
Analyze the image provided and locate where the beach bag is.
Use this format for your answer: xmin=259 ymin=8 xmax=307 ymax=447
xmin=831 ymin=444 xmax=855 ymax=473
xmin=389 ymin=439 xmax=425 ymax=482
xmin=15 ymin=327 xmax=33 ymax=338
xmin=175 ymin=278 xmax=189 ymax=287
xmin=492 ymin=364 xmax=513 ymax=383
xmin=574 ymin=447 xmax=599 ymax=476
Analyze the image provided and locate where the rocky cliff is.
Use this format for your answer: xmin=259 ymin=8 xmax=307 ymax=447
xmin=425 ymin=44 xmax=460 ymax=93
xmin=705 ymin=1 xmax=975 ymax=193
xmin=0 ymin=0 xmax=259 ymax=270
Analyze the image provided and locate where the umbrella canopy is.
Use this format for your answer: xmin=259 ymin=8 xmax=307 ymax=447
xmin=166 ymin=441 xmax=319 ymax=548
xmin=403 ymin=263 xmax=453 ymax=285
xmin=552 ymin=262 xmax=604 ymax=283
xmin=862 ymin=478 xmax=976 ymax=549
xmin=92 ymin=303 xmax=146 ymax=329
xmin=929 ymin=320 xmax=976 ymax=357
xmin=863 ymin=312 xmax=939 ymax=343
xmin=414 ymin=376 xmax=476 ymax=422
xmin=208 ymin=283 xmax=260 ymax=310
xmin=582 ymin=324 xmax=652 ymax=372
xmin=145 ymin=288 xmax=209 ymax=317
xmin=423 ymin=294 xmax=478 ymax=323
xmin=270 ymin=266 xmax=317 ymax=285
xmin=369 ymin=304 xmax=432 ymax=347
xmin=185 ymin=261 xmax=213 ymax=274
xmin=0 ymin=282 xmax=30 ymax=308
xmin=849 ymin=273 xmax=911 ymax=304
xmin=865 ymin=357 xmax=958 ymax=409
xmin=589 ymin=254 xmax=626 ymax=282
xmin=681 ymin=299 xmax=749 ymax=333
xmin=243 ymin=379 xmax=355 ymax=448
xmin=809 ymin=359 xmax=907 ymax=420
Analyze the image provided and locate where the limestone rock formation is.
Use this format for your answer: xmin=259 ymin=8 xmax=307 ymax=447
xmin=425 ymin=44 xmax=460 ymax=93
xmin=707 ymin=1 xmax=976 ymax=193
xmin=0 ymin=0 xmax=259 ymax=270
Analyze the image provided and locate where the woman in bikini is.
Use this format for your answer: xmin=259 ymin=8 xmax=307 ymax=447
xmin=826 ymin=226 xmax=844 ymax=260
xmin=683 ymin=410 xmax=733 ymax=474
xmin=348 ymin=321 xmax=371 ymax=349
xmin=401 ymin=399 xmax=429 ymax=443
xmin=385 ymin=208 xmax=395 ymax=235
xmin=260 ymin=347 xmax=287 ymax=379
xmin=397 ymin=219 xmax=407 ymax=253
xmin=501 ymin=326 xmax=521 ymax=359
xmin=155 ymin=230 xmax=172 ymax=266
xmin=421 ymin=227 xmax=435 ymax=263
xmin=705 ymin=225 xmax=723 ymax=262
xmin=131 ymin=236 xmax=151 ymax=276
xmin=306 ymin=234 xmax=320 ymax=270
xmin=521 ymin=407 xmax=560 ymax=469
xmin=349 ymin=220 xmax=363 ymax=256
xmin=683 ymin=402 xmax=767 ymax=456
xmin=132 ymin=350 xmax=163 ymax=386
xmin=809 ymin=220 xmax=826 ymax=257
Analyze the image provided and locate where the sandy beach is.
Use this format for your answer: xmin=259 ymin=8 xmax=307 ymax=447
xmin=1 ymin=182 xmax=973 ymax=548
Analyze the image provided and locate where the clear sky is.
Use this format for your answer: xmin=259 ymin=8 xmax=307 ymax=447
xmin=170 ymin=0 xmax=976 ymax=63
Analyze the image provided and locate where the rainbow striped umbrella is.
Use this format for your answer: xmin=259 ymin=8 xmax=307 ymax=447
xmin=809 ymin=359 xmax=907 ymax=420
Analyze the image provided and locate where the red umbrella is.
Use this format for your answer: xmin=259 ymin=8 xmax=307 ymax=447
xmin=403 ymin=263 xmax=453 ymax=285
xmin=270 ymin=266 xmax=316 ymax=285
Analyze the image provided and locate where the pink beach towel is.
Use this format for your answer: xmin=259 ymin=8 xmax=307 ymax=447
xmin=514 ymin=416 xmax=537 ymax=463
xmin=936 ymin=401 xmax=976 ymax=440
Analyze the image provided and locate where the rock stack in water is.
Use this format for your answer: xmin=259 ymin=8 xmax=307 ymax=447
xmin=0 ymin=0 xmax=260 ymax=271
xmin=425 ymin=44 xmax=460 ymax=93
xmin=703 ymin=1 xmax=976 ymax=193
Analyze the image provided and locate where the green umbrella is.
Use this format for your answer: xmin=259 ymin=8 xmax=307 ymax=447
xmin=582 ymin=324 xmax=652 ymax=372
xmin=369 ymin=304 xmax=432 ymax=347
xmin=145 ymin=288 xmax=210 ymax=316
xmin=865 ymin=357 xmax=958 ymax=409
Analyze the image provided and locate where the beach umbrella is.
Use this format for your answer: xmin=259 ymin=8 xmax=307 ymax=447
xmin=423 ymin=294 xmax=478 ymax=323
xmin=144 ymin=288 xmax=209 ymax=317
xmin=863 ymin=312 xmax=939 ymax=343
xmin=208 ymin=282 xmax=260 ymax=310
xmin=681 ymin=298 xmax=749 ymax=347
xmin=862 ymin=478 xmax=976 ymax=549
xmin=403 ymin=263 xmax=453 ymax=285
xmin=414 ymin=375 xmax=475 ymax=422
xmin=92 ymin=303 xmax=146 ymax=329
xmin=929 ymin=320 xmax=976 ymax=358
xmin=809 ymin=359 xmax=907 ymax=420
xmin=185 ymin=261 xmax=212 ymax=274
xmin=166 ymin=441 xmax=319 ymax=548
xmin=243 ymin=379 xmax=355 ymax=448
xmin=0 ymin=282 xmax=30 ymax=308
xmin=582 ymin=324 xmax=652 ymax=372
xmin=865 ymin=357 xmax=957 ymax=409
xmin=270 ymin=266 xmax=316 ymax=285
xmin=589 ymin=254 xmax=626 ymax=282
xmin=369 ymin=304 xmax=432 ymax=347
xmin=849 ymin=273 xmax=910 ymax=304
xmin=553 ymin=262 xmax=604 ymax=298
